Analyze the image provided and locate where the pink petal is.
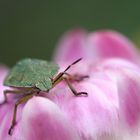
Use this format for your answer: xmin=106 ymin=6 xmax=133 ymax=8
xmin=47 ymin=80 xmax=119 ymax=139
xmin=20 ymin=97 xmax=80 ymax=140
xmin=88 ymin=30 xmax=140 ymax=63
xmin=117 ymin=68 xmax=140 ymax=129
xmin=96 ymin=58 xmax=140 ymax=130
xmin=0 ymin=65 xmax=9 ymax=103
xmin=53 ymin=29 xmax=88 ymax=66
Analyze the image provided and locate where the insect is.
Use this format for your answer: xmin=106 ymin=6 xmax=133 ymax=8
xmin=2 ymin=58 xmax=88 ymax=135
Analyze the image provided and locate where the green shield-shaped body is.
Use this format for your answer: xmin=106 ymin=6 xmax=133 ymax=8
xmin=4 ymin=58 xmax=59 ymax=91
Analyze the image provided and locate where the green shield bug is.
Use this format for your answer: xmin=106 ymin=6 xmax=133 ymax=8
xmin=2 ymin=58 xmax=88 ymax=135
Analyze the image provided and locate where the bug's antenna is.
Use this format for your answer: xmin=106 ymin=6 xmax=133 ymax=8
xmin=64 ymin=58 xmax=82 ymax=72
xmin=52 ymin=58 xmax=82 ymax=85
xmin=52 ymin=58 xmax=88 ymax=97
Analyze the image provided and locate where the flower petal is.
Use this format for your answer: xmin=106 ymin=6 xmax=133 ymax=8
xmin=117 ymin=68 xmax=140 ymax=129
xmin=53 ymin=29 xmax=88 ymax=66
xmin=96 ymin=58 xmax=140 ymax=130
xmin=88 ymin=30 xmax=140 ymax=63
xmin=20 ymin=97 xmax=80 ymax=140
xmin=0 ymin=65 xmax=9 ymax=103
xmin=48 ymin=79 xmax=119 ymax=139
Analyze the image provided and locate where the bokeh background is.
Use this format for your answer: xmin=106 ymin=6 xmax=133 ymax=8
xmin=1 ymin=0 xmax=140 ymax=66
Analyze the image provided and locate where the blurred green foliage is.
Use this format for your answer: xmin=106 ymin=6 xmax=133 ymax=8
xmin=1 ymin=0 xmax=140 ymax=66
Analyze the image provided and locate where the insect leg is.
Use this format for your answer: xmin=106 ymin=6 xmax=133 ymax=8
xmin=8 ymin=93 xmax=35 ymax=135
xmin=64 ymin=77 xmax=88 ymax=96
xmin=52 ymin=72 xmax=89 ymax=87
xmin=1 ymin=90 xmax=24 ymax=104
xmin=62 ymin=73 xmax=89 ymax=82
xmin=56 ymin=77 xmax=88 ymax=96
xmin=51 ymin=58 xmax=88 ymax=96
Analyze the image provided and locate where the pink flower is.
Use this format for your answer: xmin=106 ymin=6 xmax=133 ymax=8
xmin=1 ymin=29 xmax=140 ymax=140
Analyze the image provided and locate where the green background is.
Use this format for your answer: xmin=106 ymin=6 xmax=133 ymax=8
xmin=1 ymin=0 xmax=140 ymax=66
